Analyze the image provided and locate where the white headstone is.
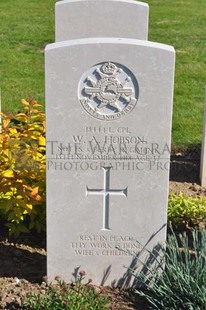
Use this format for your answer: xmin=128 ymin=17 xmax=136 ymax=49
xmin=46 ymin=36 xmax=175 ymax=286
xmin=55 ymin=0 xmax=149 ymax=41
xmin=200 ymin=90 xmax=206 ymax=188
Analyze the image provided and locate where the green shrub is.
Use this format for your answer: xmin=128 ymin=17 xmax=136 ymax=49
xmin=0 ymin=99 xmax=46 ymax=236
xmin=168 ymin=193 xmax=206 ymax=228
xmin=1 ymin=99 xmax=206 ymax=237
xmin=133 ymin=228 xmax=206 ymax=310
xmin=24 ymin=271 xmax=113 ymax=310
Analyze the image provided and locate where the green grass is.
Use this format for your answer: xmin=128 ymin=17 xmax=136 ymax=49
xmin=142 ymin=0 xmax=206 ymax=146
xmin=0 ymin=0 xmax=206 ymax=147
xmin=0 ymin=0 xmax=56 ymax=111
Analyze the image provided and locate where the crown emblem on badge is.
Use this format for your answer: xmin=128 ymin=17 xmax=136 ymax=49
xmin=79 ymin=61 xmax=139 ymax=121
xmin=101 ymin=62 xmax=117 ymax=75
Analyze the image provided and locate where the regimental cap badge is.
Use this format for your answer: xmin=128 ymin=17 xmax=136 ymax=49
xmin=78 ymin=61 xmax=139 ymax=121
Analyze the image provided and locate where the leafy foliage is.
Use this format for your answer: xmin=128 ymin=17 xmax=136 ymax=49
xmin=133 ymin=228 xmax=206 ymax=310
xmin=0 ymin=99 xmax=46 ymax=236
xmin=1 ymin=98 xmax=206 ymax=238
xmin=168 ymin=193 xmax=206 ymax=228
xmin=1 ymin=0 xmax=206 ymax=145
xmin=24 ymin=271 xmax=113 ymax=310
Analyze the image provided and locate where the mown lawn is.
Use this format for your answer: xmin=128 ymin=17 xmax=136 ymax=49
xmin=0 ymin=0 xmax=206 ymax=147
xmin=142 ymin=0 xmax=206 ymax=146
xmin=0 ymin=0 xmax=56 ymax=111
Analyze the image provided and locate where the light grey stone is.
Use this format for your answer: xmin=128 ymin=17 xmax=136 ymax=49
xmin=200 ymin=91 xmax=206 ymax=188
xmin=46 ymin=37 xmax=175 ymax=286
xmin=55 ymin=0 xmax=149 ymax=41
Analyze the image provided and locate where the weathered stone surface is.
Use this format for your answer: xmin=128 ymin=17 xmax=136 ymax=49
xmin=46 ymin=37 xmax=175 ymax=286
xmin=55 ymin=0 xmax=149 ymax=41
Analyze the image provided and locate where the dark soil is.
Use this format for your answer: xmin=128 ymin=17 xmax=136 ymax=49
xmin=0 ymin=155 xmax=205 ymax=309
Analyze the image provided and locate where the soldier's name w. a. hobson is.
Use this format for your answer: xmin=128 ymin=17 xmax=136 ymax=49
xmin=46 ymin=0 xmax=175 ymax=287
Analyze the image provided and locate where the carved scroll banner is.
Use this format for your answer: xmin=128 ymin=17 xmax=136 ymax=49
xmin=46 ymin=1 xmax=175 ymax=287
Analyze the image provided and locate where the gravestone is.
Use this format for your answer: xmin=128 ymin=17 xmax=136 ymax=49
xmin=46 ymin=1 xmax=175 ymax=287
xmin=200 ymin=91 xmax=206 ymax=188
xmin=55 ymin=0 xmax=149 ymax=41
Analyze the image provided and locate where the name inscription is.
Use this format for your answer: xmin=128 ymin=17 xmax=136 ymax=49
xmin=47 ymin=126 xmax=171 ymax=171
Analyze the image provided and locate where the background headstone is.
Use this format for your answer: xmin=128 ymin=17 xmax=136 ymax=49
xmin=55 ymin=0 xmax=149 ymax=41
xmin=46 ymin=36 xmax=175 ymax=286
xmin=200 ymin=90 xmax=206 ymax=188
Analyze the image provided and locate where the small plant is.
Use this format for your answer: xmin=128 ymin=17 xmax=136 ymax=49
xmin=1 ymin=100 xmax=205 ymax=238
xmin=168 ymin=193 xmax=206 ymax=228
xmin=0 ymin=99 xmax=46 ymax=236
xmin=24 ymin=271 xmax=114 ymax=310
xmin=132 ymin=227 xmax=206 ymax=310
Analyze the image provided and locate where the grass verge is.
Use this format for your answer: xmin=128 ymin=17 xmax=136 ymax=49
xmin=0 ymin=0 xmax=206 ymax=147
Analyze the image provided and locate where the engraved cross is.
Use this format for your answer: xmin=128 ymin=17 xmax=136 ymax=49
xmin=86 ymin=167 xmax=128 ymax=231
